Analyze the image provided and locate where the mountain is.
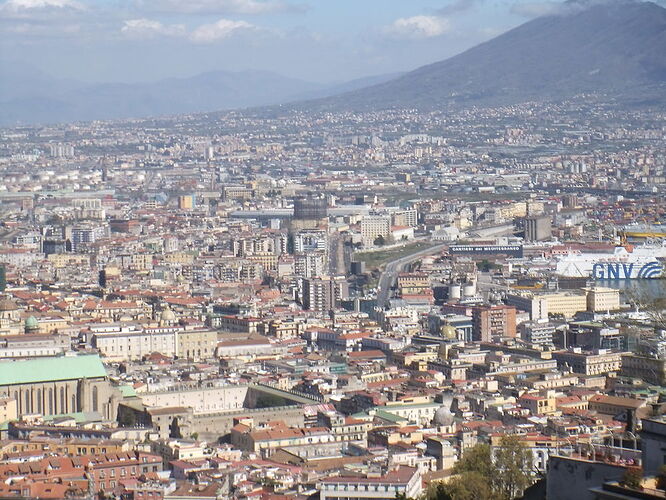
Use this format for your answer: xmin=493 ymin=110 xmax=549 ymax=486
xmin=294 ymin=72 xmax=406 ymax=101
xmin=4 ymin=1 xmax=664 ymax=124
xmin=0 ymin=66 xmax=404 ymax=126
xmin=0 ymin=69 xmax=329 ymax=125
xmin=302 ymin=1 xmax=666 ymax=110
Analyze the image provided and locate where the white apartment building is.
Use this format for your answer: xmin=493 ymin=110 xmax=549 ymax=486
xmin=361 ymin=215 xmax=391 ymax=246
xmin=319 ymin=466 xmax=422 ymax=500
xmin=87 ymin=323 xmax=178 ymax=361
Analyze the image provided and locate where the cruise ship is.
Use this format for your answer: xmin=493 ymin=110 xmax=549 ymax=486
xmin=555 ymin=244 xmax=666 ymax=279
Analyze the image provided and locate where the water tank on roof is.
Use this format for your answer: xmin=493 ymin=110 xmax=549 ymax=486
xmin=448 ymin=284 xmax=461 ymax=300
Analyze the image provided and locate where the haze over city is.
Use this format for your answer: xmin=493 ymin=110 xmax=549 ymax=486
xmin=1 ymin=0 xmax=588 ymax=84
xmin=0 ymin=1 xmax=665 ymax=500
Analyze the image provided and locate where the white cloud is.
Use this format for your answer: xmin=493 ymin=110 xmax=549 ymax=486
xmin=384 ymin=15 xmax=450 ymax=39
xmin=189 ymin=18 xmax=254 ymax=43
xmin=121 ymin=18 xmax=185 ymax=39
xmin=0 ymin=0 xmax=83 ymax=17
xmin=141 ymin=0 xmax=301 ymax=15
xmin=1 ymin=0 xmax=81 ymax=9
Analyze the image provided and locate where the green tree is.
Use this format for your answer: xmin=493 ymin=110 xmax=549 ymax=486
xmin=476 ymin=259 xmax=497 ymax=272
xmin=453 ymin=443 xmax=495 ymax=478
xmin=494 ymin=435 xmax=534 ymax=500
xmin=622 ymin=466 xmax=643 ymax=490
xmin=452 ymin=438 xmax=533 ymax=500
xmin=428 ymin=472 xmax=494 ymax=500
xmin=374 ymin=235 xmax=386 ymax=246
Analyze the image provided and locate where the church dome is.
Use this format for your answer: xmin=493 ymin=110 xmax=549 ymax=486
xmin=441 ymin=325 xmax=457 ymax=339
xmin=25 ymin=315 xmax=39 ymax=331
xmin=434 ymin=393 xmax=456 ymax=426
xmin=161 ymin=308 xmax=176 ymax=322
xmin=434 ymin=404 xmax=455 ymax=426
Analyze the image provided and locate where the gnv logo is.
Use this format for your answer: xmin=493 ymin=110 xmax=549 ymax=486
xmin=592 ymin=262 xmax=664 ymax=279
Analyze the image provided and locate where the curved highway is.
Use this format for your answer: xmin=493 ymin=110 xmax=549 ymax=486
xmin=374 ymin=223 xmax=515 ymax=308
xmin=375 ymin=243 xmax=448 ymax=308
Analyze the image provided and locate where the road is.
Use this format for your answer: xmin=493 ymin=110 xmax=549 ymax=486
xmin=374 ymin=223 xmax=516 ymax=308
xmin=375 ymin=242 xmax=448 ymax=308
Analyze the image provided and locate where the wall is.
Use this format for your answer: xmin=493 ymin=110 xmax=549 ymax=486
xmin=546 ymin=455 xmax=626 ymax=500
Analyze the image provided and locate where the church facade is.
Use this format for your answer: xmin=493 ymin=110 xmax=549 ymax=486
xmin=0 ymin=354 xmax=119 ymax=420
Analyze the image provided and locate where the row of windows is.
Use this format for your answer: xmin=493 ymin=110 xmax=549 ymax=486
xmin=14 ymin=386 xmax=99 ymax=414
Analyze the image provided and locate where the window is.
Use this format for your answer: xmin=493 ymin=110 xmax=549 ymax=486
xmin=92 ymin=386 xmax=99 ymax=412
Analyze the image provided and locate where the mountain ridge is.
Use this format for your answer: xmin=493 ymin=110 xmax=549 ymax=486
xmin=0 ymin=68 xmax=401 ymax=125
xmin=295 ymin=0 xmax=666 ymax=111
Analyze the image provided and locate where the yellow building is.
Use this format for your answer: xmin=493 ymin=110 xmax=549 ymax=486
xmin=260 ymin=320 xmax=301 ymax=340
xmin=518 ymin=392 xmax=557 ymax=415
xmin=29 ymin=316 xmax=69 ymax=335
xmin=247 ymin=254 xmax=278 ymax=271
xmin=584 ymin=287 xmax=620 ymax=312
xmin=0 ymin=397 xmax=17 ymax=422
xmin=178 ymin=195 xmax=195 ymax=210
xmin=120 ymin=253 xmax=153 ymax=271
xmin=48 ymin=254 xmax=91 ymax=268
xmin=392 ymin=350 xmax=438 ymax=370
xmin=552 ymin=350 xmax=622 ymax=375
xmin=397 ymin=273 xmax=430 ymax=295
xmin=176 ymin=329 xmax=218 ymax=361
xmin=539 ymin=292 xmax=587 ymax=318
xmin=163 ymin=252 xmax=196 ymax=265
xmin=499 ymin=202 xmax=528 ymax=219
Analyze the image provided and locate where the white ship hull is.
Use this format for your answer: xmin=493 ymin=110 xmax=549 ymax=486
xmin=555 ymin=246 xmax=666 ymax=279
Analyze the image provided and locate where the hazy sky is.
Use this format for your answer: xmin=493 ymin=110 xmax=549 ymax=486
xmin=0 ymin=0 xmax=601 ymax=84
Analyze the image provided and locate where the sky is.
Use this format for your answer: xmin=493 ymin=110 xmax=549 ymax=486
xmin=0 ymin=0 xmax=622 ymax=84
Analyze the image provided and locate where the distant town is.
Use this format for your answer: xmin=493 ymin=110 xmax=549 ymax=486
xmin=0 ymin=96 xmax=665 ymax=500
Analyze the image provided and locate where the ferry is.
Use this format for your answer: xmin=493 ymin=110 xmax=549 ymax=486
xmin=555 ymin=244 xmax=666 ymax=279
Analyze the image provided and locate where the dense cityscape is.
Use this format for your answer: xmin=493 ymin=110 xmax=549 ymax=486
xmin=0 ymin=94 xmax=664 ymax=500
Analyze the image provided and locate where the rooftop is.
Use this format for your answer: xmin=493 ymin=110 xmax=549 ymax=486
xmin=0 ymin=354 xmax=107 ymax=386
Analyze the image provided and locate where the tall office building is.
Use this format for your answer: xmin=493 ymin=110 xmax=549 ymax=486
xmin=472 ymin=305 xmax=517 ymax=342
xmin=302 ymin=276 xmax=348 ymax=312
xmin=70 ymin=224 xmax=107 ymax=251
xmin=48 ymin=143 xmax=75 ymax=158
xmin=292 ymin=194 xmax=328 ymax=230
xmin=294 ymin=252 xmax=327 ymax=278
